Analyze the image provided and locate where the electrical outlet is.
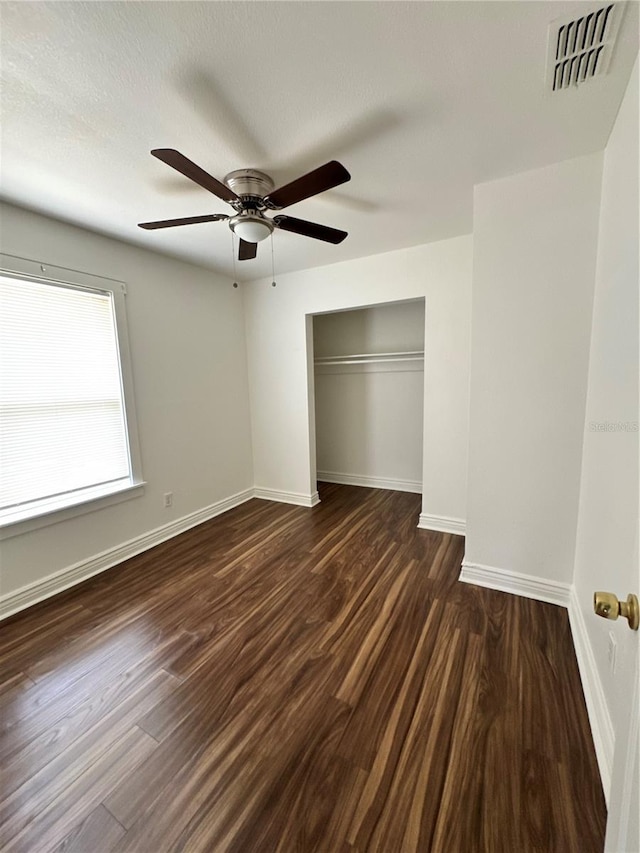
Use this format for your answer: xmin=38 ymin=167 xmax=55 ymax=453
xmin=163 ymin=492 xmax=173 ymax=508
xmin=607 ymin=631 xmax=617 ymax=674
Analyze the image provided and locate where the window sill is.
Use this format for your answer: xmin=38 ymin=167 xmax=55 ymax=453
xmin=0 ymin=481 xmax=146 ymax=540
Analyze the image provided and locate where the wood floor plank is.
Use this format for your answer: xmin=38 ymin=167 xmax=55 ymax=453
xmin=426 ymin=631 xmax=485 ymax=852
xmin=109 ymin=662 xmax=343 ymax=851
xmin=0 ymin=606 xmax=100 ymax=682
xmin=1 ymin=661 xmax=181 ymax=800
xmin=0 ymin=629 xmax=192 ymax=759
xmin=209 ymin=694 xmax=353 ymax=853
xmin=333 ymin=557 xmax=414 ymax=707
xmin=50 ymin=804 xmax=125 ymax=853
xmin=0 ymin=672 xmax=35 ymax=713
xmin=0 ymin=603 xmax=87 ymax=658
xmin=0 ymin=485 xmax=606 ymax=852
xmin=1 ymin=726 xmax=157 ymax=853
xmin=347 ymin=603 xmax=467 ymax=851
xmin=316 ymin=540 xmax=403 ymax=656
xmin=0 ymin=671 xmax=176 ymax=841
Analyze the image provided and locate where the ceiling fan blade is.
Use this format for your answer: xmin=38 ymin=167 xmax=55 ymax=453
xmin=273 ymin=215 xmax=348 ymax=244
xmin=138 ymin=214 xmax=228 ymax=230
xmin=238 ymin=239 xmax=257 ymax=260
xmin=151 ymin=149 xmax=239 ymax=203
xmin=263 ymin=161 xmax=350 ymax=210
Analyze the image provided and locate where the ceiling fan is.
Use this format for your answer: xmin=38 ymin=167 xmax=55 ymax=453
xmin=138 ymin=149 xmax=351 ymax=260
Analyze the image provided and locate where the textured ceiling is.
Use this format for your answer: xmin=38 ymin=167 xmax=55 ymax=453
xmin=1 ymin=1 xmax=638 ymax=281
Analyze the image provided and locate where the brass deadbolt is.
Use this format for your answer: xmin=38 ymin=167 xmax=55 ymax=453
xmin=593 ymin=591 xmax=639 ymax=631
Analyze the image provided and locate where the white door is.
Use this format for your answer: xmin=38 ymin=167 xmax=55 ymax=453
xmin=604 ymin=529 xmax=639 ymax=852
xmin=578 ymin=56 xmax=639 ymax=853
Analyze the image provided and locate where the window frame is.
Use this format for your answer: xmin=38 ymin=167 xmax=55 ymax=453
xmin=0 ymin=253 xmax=145 ymax=540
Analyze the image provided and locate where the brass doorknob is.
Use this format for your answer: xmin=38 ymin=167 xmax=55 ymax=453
xmin=594 ymin=592 xmax=639 ymax=631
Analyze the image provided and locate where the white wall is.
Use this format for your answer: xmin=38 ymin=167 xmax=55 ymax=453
xmin=0 ymin=202 xmax=253 ymax=601
xmin=313 ymin=301 xmax=425 ymax=357
xmin=572 ymin=59 xmax=639 ymax=851
xmin=242 ymin=236 xmax=472 ymax=525
xmin=314 ymin=302 xmax=425 ymax=491
xmin=464 ymin=152 xmax=603 ymax=584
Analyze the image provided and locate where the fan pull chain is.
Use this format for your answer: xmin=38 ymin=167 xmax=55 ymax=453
xmin=231 ymin=231 xmax=238 ymax=288
xmin=270 ymin=233 xmax=276 ymax=287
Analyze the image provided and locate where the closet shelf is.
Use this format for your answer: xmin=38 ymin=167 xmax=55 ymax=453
xmin=314 ymin=350 xmax=424 ymax=366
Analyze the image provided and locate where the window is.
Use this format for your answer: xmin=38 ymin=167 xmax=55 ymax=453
xmin=0 ymin=255 xmax=144 ymax=536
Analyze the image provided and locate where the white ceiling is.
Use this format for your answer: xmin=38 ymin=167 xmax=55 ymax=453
xmin=1 ymin=1 xmax=638 ymax=281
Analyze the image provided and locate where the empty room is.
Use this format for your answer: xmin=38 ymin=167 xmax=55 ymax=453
xmin=0 ymin=2 xmax=638 ymax=851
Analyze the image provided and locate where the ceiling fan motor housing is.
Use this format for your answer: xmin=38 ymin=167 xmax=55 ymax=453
xmin=224 ymin=169 xmax=275 ymax=206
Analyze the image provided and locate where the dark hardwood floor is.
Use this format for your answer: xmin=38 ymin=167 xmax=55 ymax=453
xmin=0 ymin=484 xmax=606 ymax=852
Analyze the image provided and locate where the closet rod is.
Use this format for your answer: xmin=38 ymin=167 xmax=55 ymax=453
xmin=314 ymin=350 xmax=424 ymax=366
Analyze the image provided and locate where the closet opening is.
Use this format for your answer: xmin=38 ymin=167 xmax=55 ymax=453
xmin=309 ymin=299 xmax=425 ymax=503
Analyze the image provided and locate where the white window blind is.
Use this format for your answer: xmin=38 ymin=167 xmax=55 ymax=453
xmin=0 ymin=274 xmax=132 ymax=513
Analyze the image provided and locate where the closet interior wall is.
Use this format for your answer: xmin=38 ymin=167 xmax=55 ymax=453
xmin=313 ymin=300 xmax=425 ymax=494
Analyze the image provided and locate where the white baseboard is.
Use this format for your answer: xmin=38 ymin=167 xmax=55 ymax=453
xmin=567 ymin=586 xmax=614 ymax=805
xmin=317 ymin=471 xmax=422 ymax=494
xmin=417 ymin=513 xmax=465 ymax=535
xmin=0 ymin=488 xmax=255 ymax=621
xmin=253 ymin=487 xmax=320 ymax=508
xmin=459 ymin=560 xmax=571 ymax=607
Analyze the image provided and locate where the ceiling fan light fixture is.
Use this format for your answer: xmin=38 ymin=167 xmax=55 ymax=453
xmin=229 ymin=213 xmax=273 ymax=243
